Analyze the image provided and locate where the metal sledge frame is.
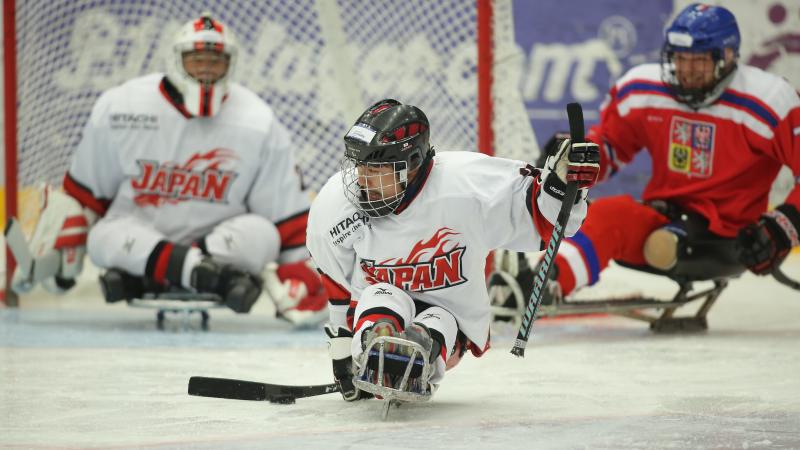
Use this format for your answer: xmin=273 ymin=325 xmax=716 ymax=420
xmin=537 ymin=263 xmax=738 ymax=333
xmin=99 ymin=269 xmax=225 ymax=330
xmin=127 ymin=291 xmax=226 ymax=331
xmin=353 ymin=335 xmax=435 ymax=420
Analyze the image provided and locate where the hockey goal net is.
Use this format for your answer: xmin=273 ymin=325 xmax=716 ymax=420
xmin=2 ymin=0 xmax=537 ymax=302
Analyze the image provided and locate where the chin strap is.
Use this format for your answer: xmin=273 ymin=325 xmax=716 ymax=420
xmin=393 ymin=150 xmax=435 ymax=215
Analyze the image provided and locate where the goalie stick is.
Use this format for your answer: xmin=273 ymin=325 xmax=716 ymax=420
xmin=4 ymin=218 xmax=61 ymax=292
xmin=187 ymin=376 xmax=339 ymax=404
xmin=511 ymin=102 xmax=583 ymax=358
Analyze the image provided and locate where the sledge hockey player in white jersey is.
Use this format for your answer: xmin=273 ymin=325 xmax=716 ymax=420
xmin=12 ymin=13 xmax=326 ymax=323
xmin=307 ymin=99 xmax=600 ymax=402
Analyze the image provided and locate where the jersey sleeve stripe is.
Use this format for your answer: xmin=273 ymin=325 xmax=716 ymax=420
xmin=275 ymin=209 xmax=309 ymax=251
xmin=616 ymin=80 xmax=672 ymax=103
xmin=615 ymin=80 xmax=781 ymax=131
xmin=63 ymin=172 xmax=111 ymax=216
xmin=526 ymin=179 xmax=554 ymax=245
xmin=719 ymin=91 xmax=779 ymax=128
xmin=320 ymin=272 xmax=351 ymax=303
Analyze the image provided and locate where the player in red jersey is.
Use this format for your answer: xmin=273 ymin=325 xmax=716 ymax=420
xmin=491 ymin=4 xmax=799 ymax=313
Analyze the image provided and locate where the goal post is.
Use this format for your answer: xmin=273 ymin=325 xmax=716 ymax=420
xmin=4 ymin=0 xmax=19 ymax=307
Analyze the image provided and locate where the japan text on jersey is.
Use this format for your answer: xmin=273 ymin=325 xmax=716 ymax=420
xmin=360 ymin=227 xmax=468 ymax=292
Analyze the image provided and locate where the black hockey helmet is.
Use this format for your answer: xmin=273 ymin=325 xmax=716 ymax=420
xmin=342 ymin=99 xmax=434 ymax=218
xmin=344 ymin=99 xmax=432 ymax=168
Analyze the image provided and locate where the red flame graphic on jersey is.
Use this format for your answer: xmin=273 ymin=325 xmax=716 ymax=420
xmin=131 ymin=148 xmax=237 ymax=207
xmin=361 ymin=227 xmax=468 ymax=292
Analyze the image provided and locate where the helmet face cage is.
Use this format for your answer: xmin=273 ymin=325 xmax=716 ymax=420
xmin=660 ymin=4 xmax=740 ymax=109
xmin=340 ymin=99 xmax=432 ymax=218
xmin=180 ymin=45 xmax=231 ymax=85
xmin=342 ymin=159 xmax=409 ymax=218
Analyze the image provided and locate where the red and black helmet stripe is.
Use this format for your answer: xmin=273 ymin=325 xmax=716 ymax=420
xmin=193 ymin=16 xmax=224 ymax=32
xmin=380 ymin=122 xmax=428 ymax=144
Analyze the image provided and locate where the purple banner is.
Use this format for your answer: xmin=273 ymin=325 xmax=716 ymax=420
xmin=512 ymin=0 xmax=800 ymax=199
xmin=512 ymin=0 xmax=673 ymax=198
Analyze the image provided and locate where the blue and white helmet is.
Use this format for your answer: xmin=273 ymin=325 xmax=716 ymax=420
xmin=661 ymin=4 xmax=740 ymax=108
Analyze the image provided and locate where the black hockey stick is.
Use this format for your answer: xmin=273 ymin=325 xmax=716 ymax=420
xmin=773 ymin=266 xmax=800 ymax=290
xmin=511 ymin=102 xmax=584 ymax=358
xmin=188 ymin=376 xmax=339 ymax=404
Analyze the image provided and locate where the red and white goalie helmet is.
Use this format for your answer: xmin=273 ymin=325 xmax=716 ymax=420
xmin=166 ymin=12 xmax=238 ymax=117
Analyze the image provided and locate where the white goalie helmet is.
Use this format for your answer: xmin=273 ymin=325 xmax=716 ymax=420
xmin=166 ymin=12 xmax=238 ymax=117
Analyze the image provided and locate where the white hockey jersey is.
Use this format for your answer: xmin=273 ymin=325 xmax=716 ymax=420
xmin=307 ymin=151 xmax=587 ymax=350
xmin=64 ymin=73 xmax=310 ymax=262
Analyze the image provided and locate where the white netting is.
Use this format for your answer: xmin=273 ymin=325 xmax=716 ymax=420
xmin=490 ymin=0 xmax=540 ymax=162
xmin=9 ymin=0 xmax=534 ymax=231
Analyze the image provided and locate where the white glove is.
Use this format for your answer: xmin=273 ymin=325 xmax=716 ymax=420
xmin=541 ymin=138 xmax=600 ymax=201
xmin=325 ymin=323 xmax=369 ymax=402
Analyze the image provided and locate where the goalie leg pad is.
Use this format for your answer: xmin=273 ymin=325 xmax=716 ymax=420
xmin=12 ymin=186 xmax=96 ymax=294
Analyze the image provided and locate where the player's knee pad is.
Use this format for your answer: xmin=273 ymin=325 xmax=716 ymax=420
xmin=204 ymin=214 xmax=280 ymax=274
xmin=643 ymin=206 xmax=744 ymax=280
xmin=351 ymin=283 xmax=415 ymax=356
xmin=358 ymin=283 xmax=415 ymax=319
xmin=413 ymin=306 xmax=458 ymax=384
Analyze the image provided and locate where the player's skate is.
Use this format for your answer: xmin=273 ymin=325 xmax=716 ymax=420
xmin=191 ymin=258 xmax=263 ymax=314
xmin=353 ymin=320 xmax=437 ymax=420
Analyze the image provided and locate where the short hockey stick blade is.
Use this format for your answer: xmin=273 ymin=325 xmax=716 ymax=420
xmin=188 ymin=376 xmax=339 ymax=404
xmin=511 ymin=102 xmax=583 ymax=358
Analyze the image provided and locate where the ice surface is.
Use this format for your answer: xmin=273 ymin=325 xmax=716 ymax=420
xmin=1 ymin=256 xmax=799 ymax=449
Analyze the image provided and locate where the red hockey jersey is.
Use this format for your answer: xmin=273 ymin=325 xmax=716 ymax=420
xmin=588 ymin=63 xmax=800 ymax=237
